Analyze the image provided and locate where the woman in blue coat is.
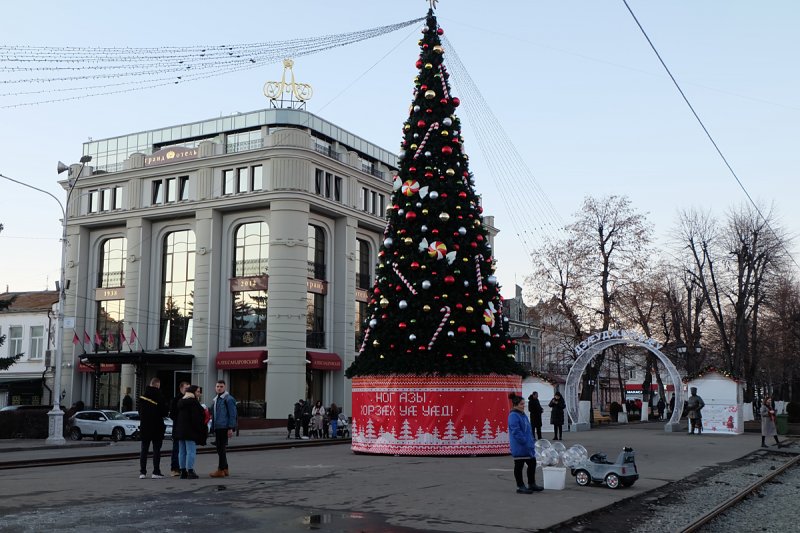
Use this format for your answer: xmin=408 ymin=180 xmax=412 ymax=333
xmin=508 ymin=393 xmax=544 ymax=494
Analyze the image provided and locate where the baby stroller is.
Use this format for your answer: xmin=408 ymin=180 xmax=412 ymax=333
xmin=310 ymin=415 xmax=324 ymax=439
xmin=336 ymin=413 xmax=350 ymax=438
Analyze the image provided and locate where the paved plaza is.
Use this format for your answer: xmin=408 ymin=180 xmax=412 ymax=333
xmin=0 ymin=423 xmax=766 ymax=532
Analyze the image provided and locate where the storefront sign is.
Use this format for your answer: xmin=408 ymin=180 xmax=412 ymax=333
xmin=355 ymin=288 xmax=369 ymax=302
xmin=351 ymin=374 xmax=520 ymax=455
xmin=307 ymin=279 xmax=327 ymax=295
xmin=95 ymin=288 xmax=124 ymax=301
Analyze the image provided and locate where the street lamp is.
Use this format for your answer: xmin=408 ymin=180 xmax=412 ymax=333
xmin=0 ymin=155 xmax=91 ymax=444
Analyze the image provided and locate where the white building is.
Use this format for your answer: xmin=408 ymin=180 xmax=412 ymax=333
xmin=57 ymin=107 xmax=406 ymax=425
xmin=0 ymin=291 xmax=58 ymax=407
xmin=504 ymin=285 xmax=541 ymax=372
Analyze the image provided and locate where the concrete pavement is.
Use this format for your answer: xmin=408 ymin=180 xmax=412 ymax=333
xmin=0 ymin=422 xmax=772 ymax=532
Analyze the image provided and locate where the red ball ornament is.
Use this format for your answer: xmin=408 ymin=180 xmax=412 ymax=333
xmin=444 ymin=275 xmax=455 ymax=284
xmin=455 ymin=303 xmax=463 ymax=309
xmin=417 ymin=119 xmax=426 ymax=128
xmin=405 ymin=211 xmax=417 ymax=221
xmin=470 ymin=242 xmax=478 ymax=248
xmin=395 ymin=285 xmax=403 ymax=292
xmin=441 ymin=146 xmax=453 ymax=155
xmin=437 ymin=28 xmax=444 ymax=35
xmin=453 ymin=244 xmax=460 ymax=250
xmin=420 ymin=85 xmax=428 ymax=91
xmin=410 ymin=261 xmax=420 ymax=270
xmin=373 ymin=287 xmax=381 ymax=295
xmin=452 ymin=97 xmax=460 ymax=107
xmin=458 ymin=191 xmax=467 ymax=199
xmin=476 ymin=235 xmax=484 ymax=241
xmin=431 ymin=229 xmax=439 ymax=235
xmin=457 ymin=326 xmax=467 ymax=334
xmin=399 ymin=322 xmax=407 ymax=329
xmin=440 ymin=98 xmax=448 ymax=104
xmin=446 ymin=353 xmax=453 ymax=358
xmin=419 ymin=346 xmax=427 ymax=351
xmin=382 ymin=314 xmax=389 ymax=319
xmin=440 ymin=193 xmax=448 ymax=198
xmin=424 ymin=171 xmax=434 ymax=178
xmin=409 ymin=166 xmax=417 ymax=173
xmin=416 ymin=59 xmax=422 ymax=68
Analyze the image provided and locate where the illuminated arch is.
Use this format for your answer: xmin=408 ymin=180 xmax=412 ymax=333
xmin=565 ymin=331 xmax=684 ymax=432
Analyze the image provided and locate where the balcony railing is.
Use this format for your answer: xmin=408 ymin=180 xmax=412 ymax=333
xmin=226 ymin=139 xmax=264 ymax=154
xmin=306 ymin=330 xmax=325 ymax=349
xmin=307 ymin=261 xmax=326 ymax=280
xmin=314 ymin=143 xmax=343 ymax=162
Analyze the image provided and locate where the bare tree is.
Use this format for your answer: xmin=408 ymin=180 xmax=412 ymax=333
xmin=677 ymin=204 xmax=790 ymax=397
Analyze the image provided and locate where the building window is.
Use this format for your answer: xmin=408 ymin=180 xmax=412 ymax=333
xmin=307 ymin=225 xmax=326 ymax=280
xmin=8 ymin=326 xmax=22 ymax=356
xmin=223 ymin=169 xmax=235 ymax=195
xmin=160 ymin=230 xmax=195 ymax=348
xmin=361 ymin=187 xmax=369 ymax=212
xmin=88 ymin=186 xmax=124 ymax=213
xmin=355 ymin=300 xmax=368 ymax=349
xmin=233 ymin=222 xmax=269 ymax=277
xmin=315 ymin=169 xmax=323 ymax=195
xmin=378 ymin=194 xmax=385 ymax=216
xmin=237 ymin=167 xmax=249 ymax=193
xmin=314 ymin=168 xmax=342 ymax=202
xmin=306 ymin=292 xmax=325 ymax=349
xmin=230 ymin=222 xmax=269 ymax=348
xmin=355 ymin=238 xmax=371 ymax=289
xmin=28 ymin=326 xmax=44 ymax=359
xmin=96 ymin=299 xmax=125 ymax=352
xmin=334 ymin=176 xmax=342 ymax=202
xmin=252 ymin=165 xmax=263 ymax=191
xmin=151 ymin=177 xmax=188 ymax=205
xmin=98 ymin=237 xmax=127 ymax=288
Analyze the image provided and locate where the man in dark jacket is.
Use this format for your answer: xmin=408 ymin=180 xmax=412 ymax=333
xmin=527 ymin=391 xmax=544 ymax=440
xmin=138 ymin=377 xmax=169 ymax=479
xmin=209 ymin=380 xmax=238 ymax=478
xmin=169 ymin=381 xmax=190 ymax=476
xmin=293 ymin=399 xmax=304 ymax=439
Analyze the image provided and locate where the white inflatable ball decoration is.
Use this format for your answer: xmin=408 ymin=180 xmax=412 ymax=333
xmin=552 ymin=441 xmax=566 ymax=454
xmin=542 ymin=448 xmax=560 ymax=466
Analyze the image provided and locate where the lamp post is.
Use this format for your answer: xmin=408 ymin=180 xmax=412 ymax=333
xmin=0 ymin=155 xmax=91 ymax=444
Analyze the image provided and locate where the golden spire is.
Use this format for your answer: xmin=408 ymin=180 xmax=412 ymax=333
xmin=263 ymin=59 xmax=313 ymax=109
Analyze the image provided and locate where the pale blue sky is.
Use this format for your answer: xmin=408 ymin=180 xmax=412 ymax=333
xmin=1 ymin=1 xmax=797 ymax=301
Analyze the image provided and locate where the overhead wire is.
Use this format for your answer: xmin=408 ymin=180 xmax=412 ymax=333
xmin=620 ymin=0 xmax=798 ymax=269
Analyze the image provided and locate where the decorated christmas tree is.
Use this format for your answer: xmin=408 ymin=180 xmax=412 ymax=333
xmin=346 ymin=7 xmax=524 ymax=379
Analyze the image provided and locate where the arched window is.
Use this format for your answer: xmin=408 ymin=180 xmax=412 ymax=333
xmin=355 ymin=238 xmax=371 ymax=289
xmin=95 ymin=237 xmax=127 ymax=351
xmin=160 ymin=230 xmax=195 ymax=348
xmin=306 ymin=224 xmax=326 ymax=348
xmin=230 ymin=222 xmax=269 ymax=347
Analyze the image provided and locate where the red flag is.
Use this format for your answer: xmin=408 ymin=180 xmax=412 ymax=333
xmin=107 ymin=332 xmax=115 ymax=347
xmin=130 ymin=328 xmax=138 ymax=346
xmin=94 ymin=332 xmax=103 ymax=345
xmin=72 ymin=333 xmax=80 ymax=345
xmin=120 ymin=330 xmax=127 ymax=343
xmin=84 ymin=331 xmax=91 ymax=344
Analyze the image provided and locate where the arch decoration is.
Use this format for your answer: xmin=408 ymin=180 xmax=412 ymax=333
xmin=565 ymin=330 xmax=684 ymax=433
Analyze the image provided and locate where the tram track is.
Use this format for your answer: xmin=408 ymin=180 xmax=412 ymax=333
xmin=0 ymin=438 xmax=351 ymax=471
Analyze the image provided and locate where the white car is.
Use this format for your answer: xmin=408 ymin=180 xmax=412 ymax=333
xmin=69 ymin=410 xmax=140 ymax=441
xmin=122 ymin=411 xmax=174 ymax=439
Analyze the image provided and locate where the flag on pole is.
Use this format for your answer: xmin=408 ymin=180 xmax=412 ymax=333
xmin=72 ymin=332 xmax=80 ymax=345
xmin=84 ymin=331 xmax=91 ymax=344
xmin=120 ymin=330 xmax=127 ymax=344
xmin=94 ymin=331 xmax=103 ymax=346
xmin=107 ymin=332 xmax=115 ymax=350
xmin=130 ymin=328 xmax=138 ymax=348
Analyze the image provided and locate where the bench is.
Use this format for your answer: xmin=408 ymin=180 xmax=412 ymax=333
xmin=593 ymin=409 xmax=612 ymax=425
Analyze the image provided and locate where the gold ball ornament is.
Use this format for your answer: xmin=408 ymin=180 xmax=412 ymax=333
xmin=466 ymin=306 xmax=474 ymax=313
xmin=380 ymin=297 xmax=390 ymax=308
xmin=433 ymin=45 xmax=444 ymax=54
xmin=422 ymin=209 xmax=429 ymax=215
xmin=410 ymin=144 xmax=418 ymax=151
xmin=372 ymin=339 xmax=380 ymax=346
xmin=423 ymin=305 xmax=431 ymax=312
xmin=441 ymin=130 xmax=449 ymax=136
xmin=403 ymin=237 xmax=413 ymax=245
xmin=424 ymin=62 xmax=433 ymax=70
xmin=439 ymin=212 xmax=450 ymax=222
xmin=446 ymin=168 xmax=455 ymax=176
xmin=424 ymin=89 xmax=436 ymax=100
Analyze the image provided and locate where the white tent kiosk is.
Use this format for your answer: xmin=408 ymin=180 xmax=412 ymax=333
xmin=522 ymin=372 xmax=565 ymax=434
xmin=686 ymin=369 xmax=744 ymax=435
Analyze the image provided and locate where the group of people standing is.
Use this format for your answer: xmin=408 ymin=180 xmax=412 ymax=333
xmin=525 ymin=390 xmax=566 ymax=441
xmin=290 ymin=399 xmax=341 ymax=439
xmin=138 ymin=378 xmax=237 ymax=480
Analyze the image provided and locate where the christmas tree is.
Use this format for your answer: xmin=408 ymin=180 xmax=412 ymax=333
xmin=346 ymin=8 xmax=524 ymax=378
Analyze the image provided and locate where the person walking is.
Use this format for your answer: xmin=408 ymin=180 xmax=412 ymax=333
xmin=508 ymin=393 xmax=543 ymax=494
xmin=301 ymin=399 xmax=312 ymax=439
xmin=760 ymin=396 xmax=783 ymax=448
xmin=122 ymin=388 xmax=133 ymax=413
xmin=328 ymin=403 xmax=340 ymax=438
xmin=209 ymin=380 xmax=237 ymax=478
xmin=668 ymin=394 xmax=676 ymax=420
xmin=293 ymin=399 xmax=304 ymax=439
xmin=656 ymin=397 xmax=666 ymax=421
xmin=174 ymin=385 xmax=206 ymax=479
xmin=527 ymin=391 xmax=544 ymax=440
xmin=549 ymin=391 xmax=566 ymax=441
xmin=137 ymin=377 xmax=169 ymax=479
xmin=686 ymin=387 xmax=705 ymax=435
xmin=169 ymin=381 xmax=190 ymax=476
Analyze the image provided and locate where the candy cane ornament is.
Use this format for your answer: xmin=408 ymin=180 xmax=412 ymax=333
xmin=428 ymin=306 xmax=451 ymax=350
xmin=438 ymin=64 xmax=450 ymax=99
xmin=474 ymin=254 xmax=484 ymax=292
xmin=413 ymin=122 xmax=440 ymax=160
xmin=393 ymin=263 xmax=418 ymax=295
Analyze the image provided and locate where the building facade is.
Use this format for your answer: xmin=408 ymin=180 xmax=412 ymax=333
xmin=57 ymin=108 xmax=409 ymax=423
xmin=504 ymin=285 xmax=541 ymax=372
xmin=0 ymin=291 xmax=58 ymax=407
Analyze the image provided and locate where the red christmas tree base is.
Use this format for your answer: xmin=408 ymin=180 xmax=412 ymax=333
xmin=350 ymin=374 xmax=521 ymax=456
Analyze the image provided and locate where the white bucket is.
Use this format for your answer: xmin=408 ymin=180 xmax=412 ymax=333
xmin=542 ymin=466 xmax=567 ymax=490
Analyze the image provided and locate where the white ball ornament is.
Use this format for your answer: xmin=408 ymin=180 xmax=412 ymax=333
xmin=464 ymin=280 xmax=469 ymax=287
xmin=421 ymin=225 xmax=428 ymax=233
xmin=485 ymin=341 xmax=491 ymax=348
xmin=414 ymin=105 xmax=421 ymax=112
xmin=447 ymin=331 xmax=455 ymax=338
xmin=458 ymin=227 xmax=466 ymax=235
xmin=409 ymin=334 xmax=417 ymax=341
xmin=443 ymin=117 xmax=452 ymax=127
xmin=369 ymin=319 xmax=378 ymax=328
xmin=487 ymin=275 xmax=498 ymax=285
xmin=416 ymin=202 xmax=422 ymax=208
xmin=399 ymin=300 xmax=408 ymax=309
xmin=421 ymin=280 xmax=431 ymax=290
xmin=429 ymin=191 xmax=439 ymax=200
xmin=384 ymin=237 xmax=394 ymax=248
xmin=425 ymin=151 xmax=431 ymax=157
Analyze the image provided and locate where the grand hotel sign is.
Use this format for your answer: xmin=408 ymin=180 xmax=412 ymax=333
xmin=145 ymin=146 xmax=198 ymax=167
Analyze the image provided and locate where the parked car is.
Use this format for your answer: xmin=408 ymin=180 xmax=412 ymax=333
xmin=68 ymin=410 xmax=140 ymax=441
xmin=122 ymin=411 xmax=173 ymax=439
xmin=571 ymin=447 xmax=639 ymax=489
